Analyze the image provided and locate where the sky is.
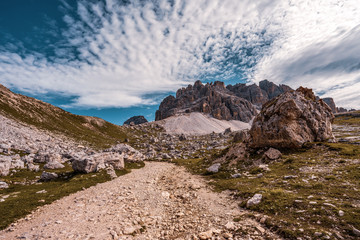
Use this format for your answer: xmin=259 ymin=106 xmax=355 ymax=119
xmin=0 ymin=0 xmax=359 ymax=124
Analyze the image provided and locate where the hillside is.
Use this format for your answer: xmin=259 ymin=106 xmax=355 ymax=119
xmin=0 ymin=84 xmax=128 ymax=149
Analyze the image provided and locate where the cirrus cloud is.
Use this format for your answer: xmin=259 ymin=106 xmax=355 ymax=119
xmin=0 ymin=0 xmax=359 ymax=109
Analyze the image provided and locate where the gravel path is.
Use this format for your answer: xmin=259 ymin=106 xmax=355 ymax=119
xmin=0 ymin=162 xmax=280 ymax=240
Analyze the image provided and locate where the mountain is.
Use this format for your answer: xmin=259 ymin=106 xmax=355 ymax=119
xmin=226 ymin=79 xmax=293 ymax=107
xmin=155 ymin=81 xmax=258 ymax=122
xmin=155 ymin=80 xmax=293 ymax=122
xmin=0 ymin=84 xmax=128 ymax=149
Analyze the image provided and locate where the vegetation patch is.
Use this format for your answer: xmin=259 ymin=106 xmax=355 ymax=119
xmin=0 ymin=162 xmax=145 ymax=230
xmin=174 ymin=143 xmax=360 ymax=239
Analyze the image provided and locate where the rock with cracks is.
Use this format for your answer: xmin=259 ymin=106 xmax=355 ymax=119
xmin=250 ymin=87 xmax=335 ymax=148
xmin=72 ymin=152 xmax=125 ymax=173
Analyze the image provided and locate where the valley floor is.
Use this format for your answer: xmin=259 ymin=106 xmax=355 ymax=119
xmin=0 ymin=162 xmax=280 ymax=240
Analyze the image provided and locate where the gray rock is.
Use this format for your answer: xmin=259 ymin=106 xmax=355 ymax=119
xmin=246 ymin=193 xmax=263 ymax=207
xmin=0 ymin=156 xmax=12 ymax=176
xmin=105 ymin=144 xmax=145 ymax=162
xmin=44 ymin=161 xmax=65 ymax=169
xmin=72 ymin=152 xmax=124 ymax=173
xmin=27 ymin=163 xmax=40 ymax=172
xmin=231 ymin=173 xmax=242 ymax=178
xmin=207 ymin=163 xmax=221 ymax=173
xmin=11 ymin=158 xmax=25 ymax=169
xmin=40 ymin=171 xmax=58 ymax=181
xmin=263 ymin=148 xmax=282 ymax=160
xmin=250 ymin=87 xmax=335 ymax=148
xmin=106 ymin=165 xmax=117 ymax=179
xmin=0 ymin=181 xmax=9 ymax=189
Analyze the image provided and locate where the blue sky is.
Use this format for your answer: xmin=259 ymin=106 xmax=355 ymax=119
xmin=0 ymin=0 xmax=359 ymax=124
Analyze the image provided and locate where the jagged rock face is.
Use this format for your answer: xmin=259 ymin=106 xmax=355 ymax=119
xmin=123 ymin=116 xmax=148 ymax=125
xmin=227 ymin=80 xmax=292 ymax=107
xmin=322 ymin=98 xmax=338 ymax=113
xmin=155 ymin=81 xmax=257 ymax=122
xmin=249 ymin=87 xmax=335 ymax=148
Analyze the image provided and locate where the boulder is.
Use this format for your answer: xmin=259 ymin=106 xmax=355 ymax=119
xmin=207 ymin=163 xmax=221 ymax=173
xmin=0 ymin=181 xmax=9 ymax=189
xmin=246 ymin=193 xmax=263 ymax=207
xmin=105 ymin=144 xmax=145 ymax=162
xmin=27 ymin=163 xmax=40 ymax=172
xmin=263 ymin=148 xmax=282 ymax=160
xmin=0 ymin=156 xmax=11 ymax=176
xmin=250 ymin=87 xmax=335 ymax=148
xmin=233 ymin=130 xmax=249 ymax=143
xmin=40 ymin=171 xmax=58 ymax=181
xmin=72 ymin=152 xmax=125 ymax=173
xmin=11 ymin=158 xmax=25 ymax=169
xmin=44 ymin=161 xmax=65 ymax=169
xmin=34 ymin=152 xmax=62 ymax=164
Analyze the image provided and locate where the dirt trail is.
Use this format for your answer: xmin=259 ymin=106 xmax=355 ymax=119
xmin=0 ymin=162 xmax=280 ymax=240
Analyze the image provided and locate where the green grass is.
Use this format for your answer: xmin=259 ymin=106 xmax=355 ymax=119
xmin=174 ymin=144 xmax=360 ymax=239
xmin=0 ymin=161 xmax=145 ymax=230
xmin=334 ymin=111 xmax=360 ymax=126
xmin=0 ymin=97 xmax=130 ymax=149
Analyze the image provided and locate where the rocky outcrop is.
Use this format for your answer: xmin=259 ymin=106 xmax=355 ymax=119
xmin=72 ymin=152 xmax=125 ymax=173
xmin=124 ymin=116 xmax=148 ymax=125
xmin=322 ymin=98 xmax=338 ymax=113
xmin=249 ymin=87 xmax=335 ymax=148
xmin=155 ymin=81 xmax=257 ymax=122
xmin=226 ymin=80 xmax=292 ymax=107
xmin=105 ymin=144 xmax=145 ymax=162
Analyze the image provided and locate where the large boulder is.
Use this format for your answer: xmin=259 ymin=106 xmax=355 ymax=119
xmin=72 ymin=152 xmax=125 ymax=173
xmin=249 ymin=87 xmax=335 ymax=148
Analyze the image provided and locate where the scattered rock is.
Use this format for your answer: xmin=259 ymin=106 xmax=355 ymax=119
xmin=338 ymin=210 xmax=344 ymax=217
xmin=27 ymin=163 xmax=40 ymax=172
xmin=206 ymin=163 xmax=221 ymax=173
xmin=105 ymin=144 xmax=145 ymax=162
xmin=44 ymin=161 xmax=65 ymax=169
xmin=0 ymin=156 xmax=11 ymax=176
xmin=0 ymin=181 xmax=9 ymax=189
xmin=353 ymin=226 xmax=360 ymax=236
xmin=246 ymin=193 xmax=263 ymax=208
xmin=233 ymin=130 xmax=249 ymax=142
xmin=106 ymin=165 xmax=117 ymax=179
xmin=40 ymin=171 xmax=58 ymax=181
xmin=224 ymin=221 xmax=236 ymax=230
xmin=263 ymin=148 xmax=282 ymax=160
xmin=72 ymin=152 xmax=124 ymax=173
xmin=198 ymin=229 xmax=213 ymax=239
xmin=231 ymin=173 xmax=241 ymax=178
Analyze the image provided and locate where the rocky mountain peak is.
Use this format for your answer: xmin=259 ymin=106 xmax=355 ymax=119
xmin=156 ymin=81 xmax=257 ymax=122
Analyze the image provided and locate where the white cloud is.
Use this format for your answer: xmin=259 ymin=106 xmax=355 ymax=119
xmin=0 ymin=0 xmax=359 ymax=109
xmin=253 ymin=0 xmax=360 ymax=109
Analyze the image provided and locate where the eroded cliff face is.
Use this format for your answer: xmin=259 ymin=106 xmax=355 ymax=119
xmin=249 ymin=87 xmax=335 ymax=148
xmin=226 ymin=80 xmax=293 ymax=107
xmin=155 ymin=81 xmax=258 ymax=122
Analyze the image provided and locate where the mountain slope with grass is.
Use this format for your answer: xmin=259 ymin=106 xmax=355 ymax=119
xmin=0 ymin=84 xmax=128 ymax=149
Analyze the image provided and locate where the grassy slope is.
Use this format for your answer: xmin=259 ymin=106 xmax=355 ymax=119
xmin=173 ymin=114 xmax=360 ymax=239
xmin=0 ymin=162 xmax=145 ymax=230
xmin=0 ymin=85 xmax=146 ymax=229
xmin=0 ymin=85 xmax=129 ymax=149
